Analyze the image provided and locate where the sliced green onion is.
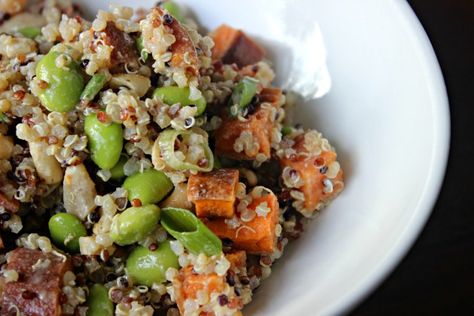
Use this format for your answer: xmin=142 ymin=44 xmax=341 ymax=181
xmin=161 ymin=207 xmax=222 ymax=256
xmin=229 ymin=76 xmax=258 ymax=117
xmin=281 ymin=126 xmax=293 ymax=136
xmin=136 ymin=36 xmax=149 ymax=62
xmin=18 ymin=27 xmax=42 ymax=39
xmin=161 ymin=1 xmax=184 ymax=23
xmin=0 ymin=112 xmax=8 ymax=123
xmin=157 ymin=128 xmax=214 ymax=172
xmin=80 ymin=73 xmax=107 ymax=101
xmin=153 ymin=86 xmax=206 ymax=116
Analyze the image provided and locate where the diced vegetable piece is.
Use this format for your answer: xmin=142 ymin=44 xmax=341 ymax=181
xmin=86 ymin=284 xmax=114 ymax=316
xmin=0 ymin=248 xmax=72 ymax=316
xmin=215 ymin=105 xmax=275 ymax=161
xmin=211 ymin=24 xmax=265 ymax=67
xmin=154 ymin=86 xmax=206 ymax=116
xmin=154 ymin=128 xmax=214 ymax=172
xmin=110 ymin=205 xmax=161 ymax=246
xmin=173 ymin=266 xmax=243 ymax=315
xmin=204 ymin=191 xmax=279 ymax=254
xmin=187 ymin=169 xmax=239 ymax=218
xmin=126 ymin=241 xmax=179 ymax=286
xmin=123 ymin=169 xmax=173 ymax=205
xmin=229 ymin=77 xmax=258 ymax=117
xmin=18 ymin=26 xmax=41 ymax=39
xmin=161 ymin=207 xmax=222 ymax=256
xmin=259 ymin=87 xmax=283 ymax=107
xmin=225 ymin=250 xmax=247 ymax=270
xmin=80 ymin=73 xmax=107 ymax=101
xmin=280 ymin=135 xmax=344 ymax=216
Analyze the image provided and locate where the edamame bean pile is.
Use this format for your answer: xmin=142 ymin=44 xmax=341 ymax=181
xmin=0 ymin=1 xmax=345 ymax=315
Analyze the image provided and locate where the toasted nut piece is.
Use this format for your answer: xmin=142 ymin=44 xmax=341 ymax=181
xmin=109 ymin=74 xmax=151 ymax=97
xmin=29 ymin=141 xmax=63 ymax=184
xmin=63 ymin=164 xmax=97 ymax=220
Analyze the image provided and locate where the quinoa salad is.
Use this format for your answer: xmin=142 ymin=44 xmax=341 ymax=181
xmin=0 ymin=1 xmax=344 ymax=315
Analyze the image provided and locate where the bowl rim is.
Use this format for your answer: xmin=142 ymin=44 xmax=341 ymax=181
xmin=325 ymin=1 xmax=451 ymax=315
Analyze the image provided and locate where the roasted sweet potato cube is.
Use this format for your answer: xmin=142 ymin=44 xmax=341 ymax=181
xmin=259 ymin=88 xmax=283 ymax=107
xmin=204 ymin=192 xmax=279 ymax=254
xmin=1 ymin=248 xmax=72 ymax=316
xmin=280 ymin=136 xmax=344 ymax=216
xmin=174 ymin=266 xmax=243 ymax=315
xmin=215 ymin=105 xmax=275 ymax=161
xmin=102 ymin=22 xmax=138 ymax=67
xmin=187 ymin=169 xmax=239 ymax=218
xmin=225 ymin=250 xmax=247 ymax=270
xmin=211 ymin=24 xmax=265 ymax=68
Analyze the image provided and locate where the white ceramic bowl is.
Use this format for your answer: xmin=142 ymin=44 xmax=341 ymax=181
xmin=83 ymin=0 xmax=450 ymax=314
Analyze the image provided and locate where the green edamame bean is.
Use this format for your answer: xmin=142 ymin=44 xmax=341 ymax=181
xmin=110 ymin=204 xmax=160 ymax=246
xmin=123 ymin=169 xmax=173 ymax=205
xmin=110 ymin=154 xmax=128 ymax=181
xmin=153 ymin=86 xmax=206 ymax=116
xmin=84 ymin=114 xmax=123 ymax=170
xmin=18 ymin=26 xmax=41 ymax=39
xmin=86 ymin=284 xmax=114 ymax=316
xmin=81 ymin=73 xmax=107 ymax=102
xmin=48 ymin=213 xmax=87 ymax=252
xmin=161 ymin=1 xmax=184 ymax=23
xmin=36 ymin=51 xmax=84 ymax=112
xmin=126 ymin=241 xmax=179 ymax=286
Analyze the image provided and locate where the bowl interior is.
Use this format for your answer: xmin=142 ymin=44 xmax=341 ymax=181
xmin=82 ymin=0 xmax=449 ymax=314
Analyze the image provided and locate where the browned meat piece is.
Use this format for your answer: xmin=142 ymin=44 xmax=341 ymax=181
xmin=211 ymin=24 xmax=265 ymax=68
xmin=102 ymin=22 xmax=138 ymax=67
xmin=1 ymin=248 xmax=72 ymax=316
xmin=0 ymin=192 xmax=19 ymax=213
xmin=150 ymin=8 xmax=200 ymax=76
xmin=187 ymin=169 xmax=239 ymax=218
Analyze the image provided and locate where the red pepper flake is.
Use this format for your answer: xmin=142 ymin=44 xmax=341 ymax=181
xmin=13 ymin=90 xmax=26 ymax=101
xmin=314 ymin=157 xmax=325 ymax=167
xmin=119 ymin=109 xmax=129 ymax=121
xmin=97 ymin=111 xmax=108 ymax=123
xmin=131 ymin=199 xmax=142 ymax=207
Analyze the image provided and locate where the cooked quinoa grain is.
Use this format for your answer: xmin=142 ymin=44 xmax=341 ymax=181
xmin=0 ymin=1 xmax=343 ymax=315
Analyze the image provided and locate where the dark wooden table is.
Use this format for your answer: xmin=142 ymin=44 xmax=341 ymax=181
xmin=351 ymin=1 xmax=474 ymax=315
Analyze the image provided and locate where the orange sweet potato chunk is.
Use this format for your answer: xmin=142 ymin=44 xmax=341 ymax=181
xmin=204 ymin=192 xmax=279 ymax=254
xmin=215 ymin=106 xmax=274 ymax=161
xmin=211 ymin=24 xmax=265 ymax=67
xmin=187 ymin=169 xmax=239 ymax=218
xmin=225 ymin=251 xmax=247 ymax=270
xmin=280 ymin=139 xmax=344 ymax=214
